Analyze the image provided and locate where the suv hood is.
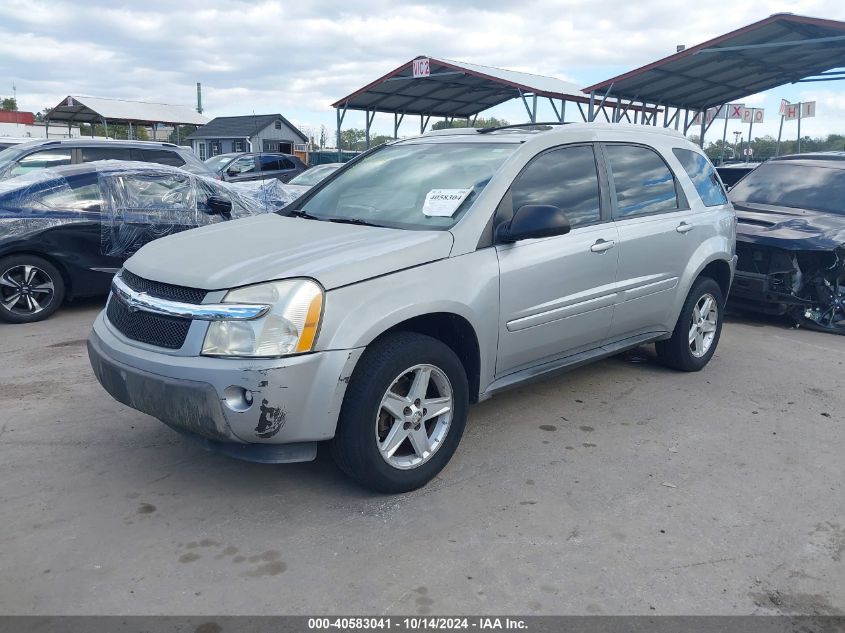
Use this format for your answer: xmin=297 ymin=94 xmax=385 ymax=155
xmin=124 ymin=214 xmax=454 ymax=291
xmin=733 ymin=201 xmax=845 ymax=251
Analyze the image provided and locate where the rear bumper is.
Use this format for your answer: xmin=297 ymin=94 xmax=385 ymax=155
xmin=88 ymin=311 xmax=364 ymax=461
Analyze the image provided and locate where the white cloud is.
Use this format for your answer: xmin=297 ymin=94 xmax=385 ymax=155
xmin=1 ymin=0 xmax=845 ymax=140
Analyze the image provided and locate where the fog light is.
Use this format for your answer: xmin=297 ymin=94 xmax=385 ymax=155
xmin=223 ymin=386 xmax=253 ymax=412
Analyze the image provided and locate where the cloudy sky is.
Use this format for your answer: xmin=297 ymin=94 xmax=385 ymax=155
xmin=2 ymin=0 xmax=845 ymax=144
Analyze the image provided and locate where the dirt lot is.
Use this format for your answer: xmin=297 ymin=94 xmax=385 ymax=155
xmin=0 ymin=300 xmax=843 ymax=615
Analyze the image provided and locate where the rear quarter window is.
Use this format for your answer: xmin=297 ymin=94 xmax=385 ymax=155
xmin=673 ymin=148 xmax=728 ymax=207
xmin=605 ymin=144 xmax=680 ymax=217
xmin=137 ymin=149 xmax=185 ymax=167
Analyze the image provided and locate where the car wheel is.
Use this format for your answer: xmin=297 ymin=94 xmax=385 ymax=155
xmin=655 ymin=277 xmax=724 ymax=371
xmin=0 ymin=255 xmax=66 ymax=324
xmin=789 ymin=276 xmax=845 ymax=335
xmin=331 ymin=332 xmax=469 ymax=493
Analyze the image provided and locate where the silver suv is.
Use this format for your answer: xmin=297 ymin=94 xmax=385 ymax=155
xmin=87 ymin=123 xmax=737 ymax=493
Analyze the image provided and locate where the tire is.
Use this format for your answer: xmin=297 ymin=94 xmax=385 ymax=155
xmin=0 ymin=255 xmax=66 ymax=324
xmin=655 ymin=277 xmax=724 ymax=372
xmin=331 ymin=332 xmax=469 ymax=493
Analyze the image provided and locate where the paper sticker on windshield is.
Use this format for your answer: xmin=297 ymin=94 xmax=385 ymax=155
xmin=422 ymin=189 xmax=472 ymax=217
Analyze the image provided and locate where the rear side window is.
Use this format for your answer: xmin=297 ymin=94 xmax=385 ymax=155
xmin=137 ymin=149 xmax=185 ymax=167
xmin=10 ymin=149 xmax=73 ymax=177
xmin=259 ymin=155 xmax=284 ymax=171
xmin=81 ymin=147 xmax=133 ymax=162
xmin=673 ymin=148 xmax=728 ymax=206
xmin=510 ymin=145 xmax=601 ymax=228
xmin=606 ymin=144 xmax=679 ymax=217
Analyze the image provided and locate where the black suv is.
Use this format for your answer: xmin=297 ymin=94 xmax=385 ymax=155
xmin=0 ymin=139 xmax=213 ymax=180
xmin=204 ymin=152 xmax=307 ymax=183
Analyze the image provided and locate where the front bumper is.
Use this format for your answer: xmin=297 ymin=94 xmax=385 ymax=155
xmin=88 ymin=311 xmax=364 ymax=461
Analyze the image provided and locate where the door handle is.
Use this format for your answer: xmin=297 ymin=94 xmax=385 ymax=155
xmin=590 ymin=239 xmax=616 ymax=253
xmin=676 ymin=222 xmax=694 ymax=234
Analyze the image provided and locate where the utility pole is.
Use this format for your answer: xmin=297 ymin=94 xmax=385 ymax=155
xmin=733 ymin=131 xmax=741 ymax=161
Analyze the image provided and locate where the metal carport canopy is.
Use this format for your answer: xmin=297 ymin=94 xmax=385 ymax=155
xmin=332 ymin=56 xmax=591 ymax=119
xmin=45 ymin=95 xmax=209 ymax=126
xmin=583 ymin=13 xmax=845 ymax=111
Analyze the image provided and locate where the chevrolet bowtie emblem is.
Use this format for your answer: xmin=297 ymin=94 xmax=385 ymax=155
xmin=126 ymin=292 xmax=146 ymax=312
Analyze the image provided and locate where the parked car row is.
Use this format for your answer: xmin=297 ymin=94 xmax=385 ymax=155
xmin=204 ymin=152 xmax=308 ymax=183
xmin=0 ymin=138 xmax=214 ymax=179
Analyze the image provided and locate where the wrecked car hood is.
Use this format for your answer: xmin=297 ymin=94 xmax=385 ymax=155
xmin=123 ymin=213 xmax=454 ymax=291
xmin=733 ymin=202 xmax=845 ymax=251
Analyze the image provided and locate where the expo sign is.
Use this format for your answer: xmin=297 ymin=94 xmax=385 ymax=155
xmin=742 ymin=108 xmax=765 ymax=124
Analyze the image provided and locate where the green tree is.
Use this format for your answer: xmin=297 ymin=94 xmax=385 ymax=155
xmin=78 ymin=123 xmax=149 ymax=140
xmin=168 ymin=125 xmax=198 ymax=145
xmin=1 ymin=97 xmax=18 ymax=111
xmin=432 ymin=116 xmax=509 ymax=130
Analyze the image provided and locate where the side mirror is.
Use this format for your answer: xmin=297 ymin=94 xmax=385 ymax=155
xmin=206 ymin=195 xmax=233 ymax=217
xmin=226 ymin=168 xmax=238 ymax=177
xmin=495 ymin=205 xmax=571 ymax=243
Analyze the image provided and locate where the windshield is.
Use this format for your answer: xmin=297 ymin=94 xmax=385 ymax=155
xmin=204 ymin=154 xmax=237 ymax=172
xmin=296 ymin=143 xmax=515 ymax=229
xmin=288 ymin=164 xmax=340 ymax=186
xmin=0 ymin=145 xmax=28 ymax=172
xmin=731 ymin=162 xmax=845 ymax=215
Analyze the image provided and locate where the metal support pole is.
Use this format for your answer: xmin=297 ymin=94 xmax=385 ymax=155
xmin=128 ymin=121 xmax=133 ymax=140
xmin=595 ymin=84 xmax=613 ymax=120
xmin=775 ymin=114 xmax=784 ymax=157
xmin=663 ymin=103 xmax=669 ymax=128
xmin=67 ymin=121 xmax=71 ymax=139
xmin=588 ymin=91 xmax=596 ymax=122
xmin=531 ymin=94 xmax=537 ymax=124
xmin=683 ymin=109 xmax=689 ymax=135
xmin=720 ymin=110 xmax=729 ymax=164
xmin=420 ymin=114 xmax=431 ymax=134
xmin=364 ymin=109 xmax=375 ymax=149
xmin=699 ymin=110 xmax=706 ymax=148
xmin=747 ymin=118 xmax=754 ymax=162
xmin=336 ymin=103 xmax=347 ymax=162
xmin=102 ymin=117 xmax=109 ymax=138
xmin=393 ymin=112 xmax=405 ymax=139
xmin=471 ymin=113 xmax=478 ymax=127
xmin=576 ymin=103 xmax=588 ymax=122
xmin=797 ymin=108 xmax=802 ymax=153
xmin=561 ymin=100 xmax=566 ymax=123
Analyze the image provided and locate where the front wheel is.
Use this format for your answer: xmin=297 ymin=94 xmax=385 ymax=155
xmin=655 ymin=277 xmax=724 ymax=371
xmin=331 ymin=332 xmax=469 ymax=493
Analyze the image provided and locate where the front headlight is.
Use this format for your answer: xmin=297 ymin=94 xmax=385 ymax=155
xmin=201 ymin=279 xmax=323 ymax=357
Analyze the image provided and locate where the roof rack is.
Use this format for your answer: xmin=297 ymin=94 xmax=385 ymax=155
xmin=477 ymin=122 xmax=571 ymax=134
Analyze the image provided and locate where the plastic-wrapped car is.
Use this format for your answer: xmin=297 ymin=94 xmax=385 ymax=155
xmin=0 ymin=161 xmax=298 ymax=323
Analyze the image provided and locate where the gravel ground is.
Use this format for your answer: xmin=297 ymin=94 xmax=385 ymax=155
xmin=0 ymin=300 xmax=842 ymax=615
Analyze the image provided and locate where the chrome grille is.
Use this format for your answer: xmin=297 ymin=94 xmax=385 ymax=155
xmin=106 ymin=298 xmax=191 ymax=349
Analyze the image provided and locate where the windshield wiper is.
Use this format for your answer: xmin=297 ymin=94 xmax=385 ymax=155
xmin=286 ymin=209 xmax=320 ymax=220
xmin=323 ymin=216 xmax=383 ymax=227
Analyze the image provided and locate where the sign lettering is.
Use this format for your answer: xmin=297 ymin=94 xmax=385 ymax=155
xmin=412 ymin=58 xmax=430 ymax=78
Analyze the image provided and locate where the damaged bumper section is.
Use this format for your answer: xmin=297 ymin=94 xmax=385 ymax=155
xmin=88 ymin=311 xmax=364 ymax=463
xmin=732 ymin=240 xmax=845 ymax=332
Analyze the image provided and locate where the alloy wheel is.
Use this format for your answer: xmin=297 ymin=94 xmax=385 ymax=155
xmin=0 ymin=264 xmax=55 ymax=316
xmin=689 ymin=293 xmax=718 ymax=358
xmin=375 ymin=364 xmax=454 ymax=470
